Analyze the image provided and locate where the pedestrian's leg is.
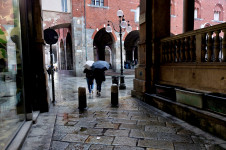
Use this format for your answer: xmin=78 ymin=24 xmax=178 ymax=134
xmin=98 ymin=81 xmax=102 ymax=96
xmin=91 ymin=80 xmax=94 ymax=94
xmin=87 ymin=78 xmax=91 ymax=93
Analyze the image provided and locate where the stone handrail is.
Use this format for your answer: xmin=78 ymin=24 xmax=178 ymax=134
xmin=160 ymin=22 xmax=226 ymax=63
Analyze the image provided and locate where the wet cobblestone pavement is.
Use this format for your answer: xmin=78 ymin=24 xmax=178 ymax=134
xmin=21 ymin=72 xmax=226 ymax=150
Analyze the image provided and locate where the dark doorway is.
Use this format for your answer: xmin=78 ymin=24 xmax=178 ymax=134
xmin=66 ymin=33 xmax=73 ymax=70
xmin=93 ymin=28 xmax=114 ymax=61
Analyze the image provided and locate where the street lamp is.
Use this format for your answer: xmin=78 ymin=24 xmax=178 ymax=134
xmin=106 ymin=9 xmax=132 ymax=89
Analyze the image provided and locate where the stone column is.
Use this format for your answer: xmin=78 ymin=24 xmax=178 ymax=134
xmin=131 ymin=0 xmax=170 ymax=100
xmin=72 ymin=17 xmax=86 ymax=76
xmin=183 ymin=0 xmax=194 ymax=33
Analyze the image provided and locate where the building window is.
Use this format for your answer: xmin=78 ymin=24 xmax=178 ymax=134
xmin=62 ymin=0 xmax=67 ymax=12
xmin=170 ymin=0 xmax=175 ymax=16
xmin=194 ymin=9 xmax=198 ymax=19
xmin=91 ymin=0 xmax=104 ymax=6
xmin=214 ymin=4 xmax=223 ymax=21
xmin=134 ymin=7 xmax=140 ymax=23
xmin=194 ymin=0 xmax=201 ymax=19
xmin=214 ymin=11 xmax=220 ymax=21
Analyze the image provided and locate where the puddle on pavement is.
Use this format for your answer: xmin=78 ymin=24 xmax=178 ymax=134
xmin=80 ymin=127 xmax=87 ymax=132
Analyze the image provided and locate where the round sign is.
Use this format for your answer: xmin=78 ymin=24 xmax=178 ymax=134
xmin=44 ymin=28 xmax=58 ymax=45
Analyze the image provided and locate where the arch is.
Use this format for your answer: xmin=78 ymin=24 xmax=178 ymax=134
xmin=195 ymin=0 xmax=201 ymax=18
xmin=91 ymin=25 xmax=117 ymax=42
xmin=66 ymin=32 xmax=73 ymax=70
xmin=124 ymin=30 xmax=140 ymax=68
xmin=93 ymin=28 xmax=115 ymax=61
xmin=214 ymin=4 xmax=224 ymax=21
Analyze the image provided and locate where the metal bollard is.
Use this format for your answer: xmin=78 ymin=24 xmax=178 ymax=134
xmin=111 ymin=84 xmax=118 ymax=107
xmin=78 ymin=87 xmax=87 ymax=110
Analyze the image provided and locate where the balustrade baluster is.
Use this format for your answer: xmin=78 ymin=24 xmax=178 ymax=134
xmin=185 ymin=37 xmax=190 ymax=61
xmin=201 ymin=33 xmax=206 ymax=62
xmin=165 ymin=42 xmax=169 ymax=62
xmin=168 ymin=42 xmax=172 ymax=62
xmin=207 ymin=31 xmax=213 ymax=62
xmin=214 ymin=30 xmax=220 ymax=62
xmin=176 ymin=40 xmax=180 ymax=62
xmin=180 ymin=38 xmax=185 ymax=62
xmin=189 ymin=35 xmax=195 ymax=62
xmin=172 ymin=41 xmax=175 ymax=62
xmin=162 ymin=43 xmax=166 ymax=63
xmin=222 ymin=29 xmax=226 ymax=62
xmin=161 ymin=43 xmax=164 ymax=63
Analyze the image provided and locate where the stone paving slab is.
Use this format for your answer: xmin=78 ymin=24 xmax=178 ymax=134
xmin=114 ymin=146 xmax=145 ymax=150
xmin=65 ymin=142 xmax=91 ymax=150
xmin=85 ymin=135 xmax=114 ymax=145
xmin=112 ymin=118 xmax=137 ymax=124
xmin=138 ymin=139 xmax=174 ymax=150
xmin=130 ymin=129 xmax=158 ymax=140
xmin=174 ymin=142 xmax=206 ymax=150
xmin=145 ymin=125 xmax=177 ymax=134
xmin=112 ymin=136 xmax=138 ymax=147
xmin=61 ymin=134 xmax=89 ymax=143
xmin=137 ymin=120 xmax=165 ymax=126
xmin=119 ymin=123 xmax=144 ymax=130
xmin=50 ymin=141 xmax=69 ymax=150
xmin=104 ymin=129 xmax=130 ymax=137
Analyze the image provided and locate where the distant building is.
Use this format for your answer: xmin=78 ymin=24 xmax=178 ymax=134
xmin=171 ymin=0 xmax=226 ymax=35
xmin=42 ymin=0 xmax=139 ymax=76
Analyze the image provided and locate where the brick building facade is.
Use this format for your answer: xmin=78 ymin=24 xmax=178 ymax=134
xmin=42 ymin=0 xmax=225 ymax=76
xmin=42 ymin=0 xmax=139 ymax=75
xmin=171 ymin=0 xmax=226 ymax=35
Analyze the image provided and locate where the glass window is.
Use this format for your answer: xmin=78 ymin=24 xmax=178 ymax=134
xmin=65 ymin=0 xmax=67 ymax=12
xmin=91 ymin=0 xmax=95 ymax=5
xmin=214 ymin=11 xmax=220 ymax=21
xmin=0 ymin=0 xmax=25 ymax=149
xmin=91 ymin=0 xmax=104 ymax=6
xmin=100 ymin=0 xmax=104 ymax=6
xmin=96 ymin=0 xmax=100 ymax=6
xmin=194 ymin=9 xmax=198 ymax=19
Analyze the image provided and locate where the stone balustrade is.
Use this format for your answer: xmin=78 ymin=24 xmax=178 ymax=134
xmin=161 ymin=23 xmax=226 ymax=63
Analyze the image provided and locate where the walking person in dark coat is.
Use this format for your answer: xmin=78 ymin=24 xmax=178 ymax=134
xmin=47 ymin=66 xmax=51 ymax=79
xmin=93 ymin=69 xmax=105 ymax=96
xmin=84 ymin=68 xmax=94 ymax=94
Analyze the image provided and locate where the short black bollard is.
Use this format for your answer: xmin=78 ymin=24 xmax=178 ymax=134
xmin=78 ymin=87 xmax=87 ymax=110
xmin=111 ymin=84 xmax=118 ymax=107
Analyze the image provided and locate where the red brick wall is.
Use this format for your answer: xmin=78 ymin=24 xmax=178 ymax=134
xmin=72 ymin=0 xmax=139 ymax=32
xmin=171 ymin=0 xmax=226 ymax=35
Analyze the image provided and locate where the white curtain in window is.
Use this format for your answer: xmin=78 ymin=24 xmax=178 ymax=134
xmin=194 ymin=9 xmax=198 ymax=18
xmin=214 ymin=11 xmax=220 ymax=21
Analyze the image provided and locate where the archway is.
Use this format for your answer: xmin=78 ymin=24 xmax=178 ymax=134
xmin=66 ymin=32 xmax=73 ymax=70
xmin=93 ymin=28 xmax=115 ymax=68
xmin=124 ymin=30 xmax=140 ymax=68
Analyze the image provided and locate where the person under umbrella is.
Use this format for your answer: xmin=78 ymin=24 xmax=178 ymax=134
xmin=84 ymin=61 xmax=94 ymax=95
xmin=92 ymin=61 xmax=109 ymax=96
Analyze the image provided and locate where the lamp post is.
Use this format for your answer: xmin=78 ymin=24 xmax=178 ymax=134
xmin=106 ymin=9 xmax=132 ymax=89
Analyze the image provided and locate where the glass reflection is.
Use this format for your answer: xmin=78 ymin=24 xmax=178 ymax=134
xmin=0 ymin=0 xmax=25 ymax=149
